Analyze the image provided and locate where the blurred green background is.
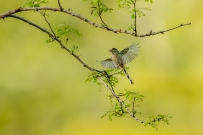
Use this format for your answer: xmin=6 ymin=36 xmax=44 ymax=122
xmin=0 ymin=0 xmax=203 ymax=135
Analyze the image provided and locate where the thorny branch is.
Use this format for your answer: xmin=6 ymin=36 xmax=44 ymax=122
xmin=7 ymin=14 xmax=143 ymax=123
xmin=0 ymin=7 xmax=191 ymax=37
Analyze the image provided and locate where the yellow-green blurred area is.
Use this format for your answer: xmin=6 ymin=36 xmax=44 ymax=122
xmin=0 ymin=0 xmax=202 ymax=135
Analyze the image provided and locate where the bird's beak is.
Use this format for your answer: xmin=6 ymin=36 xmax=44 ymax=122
xmin=109 ymin=49 xmax=112 ymax=52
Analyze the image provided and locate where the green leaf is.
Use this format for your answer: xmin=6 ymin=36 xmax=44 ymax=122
xmin=55 ymin=21 xmax=83 ymax=40
xmin=46 ymin=37 xmax=53 ymax=44
xmin=136 ymin=10 xmax=146 ymax=17
xmin=145 ymin=0 xmax=153 ymax=3
xmin=117 ymin=0 xmax=152 ymax=22
xmin=131 ymin=14 xmax=135 ymax=19
xmin=90 ymin=0 xmax=113 ymax=17
xmin=70 ymin=45 xmax=79 ymax=54
xmin=145 ymin=114 xmax=172 ymax=130
xmin=23 ymin=0 xmax=49 ymax=7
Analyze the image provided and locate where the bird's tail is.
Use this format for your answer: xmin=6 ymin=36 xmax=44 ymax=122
xmin=123 ymin=68 xmax=134 ymax=84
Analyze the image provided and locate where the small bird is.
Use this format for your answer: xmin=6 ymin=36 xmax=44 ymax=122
xmin=101 ymin=43 xmax=139 ymax=84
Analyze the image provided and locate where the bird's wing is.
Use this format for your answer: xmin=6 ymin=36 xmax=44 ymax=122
xmin=120 ymin=42 xmax=139 ymax=65
xmin=101 ymin=58 xmax=118 ymax=69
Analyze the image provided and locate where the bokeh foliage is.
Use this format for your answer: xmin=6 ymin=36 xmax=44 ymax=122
xmin=0 ymin=0 xmax=202 ymax=135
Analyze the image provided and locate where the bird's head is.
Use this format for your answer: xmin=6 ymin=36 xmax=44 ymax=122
xmin=109 ymin=48 xmax=118 ymax=54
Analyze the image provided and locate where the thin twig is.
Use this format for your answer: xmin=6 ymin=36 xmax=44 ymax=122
xmin=102 ymin=70 xmax=124 ymax=116
xmin=98 ymin=71 xmax=143 ymax=123
xmin=132 ymin=97 xmax=135 ymax=116
xmin=133 ymin=0 xmax=137 ymax=36
xmin=109 ymin=69 xmax=123 ymax=76
xmin=97 ymin=1 xmax=109 ymax=30
xmin=57 ymin=0 xmax=63 ymax=10
xmin=42 ymin=10 xmax=56 ymax=36
xmin=8 ymin=14 xmax=102 ymax=73
xmin=0 ymin=7 xmax=191 ymax=37
xmin=102 ymin=70 xmax=115 ymax=93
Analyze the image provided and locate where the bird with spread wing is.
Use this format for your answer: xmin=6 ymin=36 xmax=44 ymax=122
xmin=101 ymin=43 xmax=139 ymax=84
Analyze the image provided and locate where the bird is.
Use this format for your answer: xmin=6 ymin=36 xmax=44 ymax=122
xmin=101 ymin=43 xmax=139 ymax=84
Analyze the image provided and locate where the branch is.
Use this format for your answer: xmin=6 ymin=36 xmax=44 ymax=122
xmin=57 ymin=0 xmax=63 ymax=10
xmin=132 ymin=97 xmax=135 ymax=116
xmin=0 ymin=7 xmax=191 ymax=37
xmin=97 ymin=75 xmax=143 ymax=123
xmin=8 ymin=14 xmax=102 ymax=73
xmin=101 ymin=70 xmax=115 ymax=93
xmin=7 ymin=14 xmax=144 ymax=123
xmin=150 ymin=23 xmax=191 ymax=35
xmin=97 ymin=1 xmax=108 ymax=29
xmin=109 ymin=69 xmax=123 ymax=76
xmin=42 ymin=10 xmax=56 ymax=36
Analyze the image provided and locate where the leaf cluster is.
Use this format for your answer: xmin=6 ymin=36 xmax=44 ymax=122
xmin=85 ymin=67 xmax=132 ymax=88
xmin=85 ymin=69 xmax=120 ymax=88
xmin=83 ymin=0 xmax=113 ymax=16
xmin=46 ymin=21 xmax=83 ymax=44
xmin=102 ymin=90 xmax=144 ymax=120
xmin=70 ymin=45 xmax=79 ymax=54
xmin=56 ymin=21 xmax=83 ymax=39
xmin=117 ymin=0 xmax=152 ymax=18
xmin=23 ymin=0 xmax=49 ymax=7
xmin=145 ymin=114 xmax=173 ymax=130
xmin=101 ymin=102 xmax=125 ymax=121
